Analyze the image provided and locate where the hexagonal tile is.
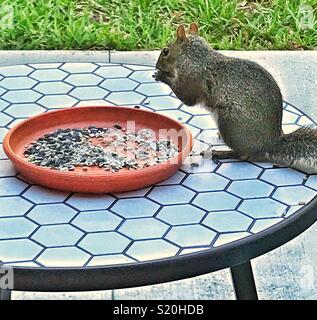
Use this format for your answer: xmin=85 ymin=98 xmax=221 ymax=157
xmin=272 ymin=186 xmax=316 ymax=205
xmin=148 ymin=185 xmax=195 ymax=205
xmin=7 ymin=118 xmax=26 ymax=129
xmin=156 ymin=171 xmax=185 ymax=185
xmin=189 ymin=115 xmax=217 ymax=130
xmin=0 ymin=127 xmax=9 ymax=141
xmin=285 ymin=205 xmax=303 ymax=217
xmin=60 ymin=63 xmax=98 ymax=73
xmin=4 ymin=261 xmax=39 ymax=267
xmin=260 ymin=168 xmax=305 ymax=186
xmin=182 ymin=173 xmax=229 ymax=192
xmin=216 ymin=162 xmax=262 ymax=180
xmin=2 ymin=89 xmax=42 ymax=103
xmin=37 ymin=247 xmax=90 ymax=267
xmin=305 ymin=175 xmax=317 ymax=190
xmin=111 ymin=198 xmax=159 ymax=218
xmin=0 ymin=217 xmax=37 ymax=239
xmin=29 ymin=63 xmax=62 ymax=69
xmin=251 ymin=162 xmax=274 ymax=169
xmin=0 ymin=77 xmax=37 ymax=90
xmin=69 ymin=86 xmax=108 ymax=100
xmin=0 ymin=197 xmax=32 ymax=217
xmin=282 ymin=110 xmax=299 ymax=124
xmin=0 ymin=177 xmax=28 ymax=196
xmin=203 ymin=211 xmax=252 ymax=232
xmin=127 ymin=239 xmax=178 ymax=261
xmin=282 ymin=124 xmax=300 ymax=134
xmin=181 ymin=157 xmax=218 ymax=174
xmin=32 ymin=225 xmax=83 ymax=247
xmin=87 ymin=254 xmax=135 ymax=266
xmin=238 ymin=198 xmax=287 ymax=218
xmin=159 ymin=109 xmax=191 ymax=123
xmin=34 ymin=82 xmax=73 ymax=94
xmin=214 ymin=232 xmax=251 ymax=247
xmin=0 ymin=144 xmax=7 ymax=159
xmin=5 ymin=103 xmax=46 ymax=117
xmin=297 ymin=116 xmax=312 ymax=126
xmin=197 ymin=130 xmax=225 ymax=146
xmin=181 ymin=105 xmax=210 ymax=115
xmin=66 ymin=193 xmax=115 ymax=211
xmin=100 ymin=78 xmax=138 ymax=91
xmin=119 ymin=218 xmax=168 ymax=240
xmin=0 ymin=87 xmax=6 ymax=96
xmin=22 ymin=185 xmax=69 ymax=204
xmin=0 ymin=112 xmax=12 ymax=126
xmin=144 ymin=96 xmax=181 ymax=110
xmin=30 ymin=69 xmax=67 ymax=81
xmin=79 ymin=232 xmax=130 ymax=254
xmin=228 ymin=180 xmax=274 ymax=198
xmin=193 ymin=192 xmax=240 ymax=211
xmin=0 ymin=65 xmax=33 ymax=76
xmin=129 ymin=70 xmax=155 ymax=83
xmin=0 ymin=239 xmax=42 ymax=262
xmin=72 ymin=210 xmax=122 ymax=232
xmin=107 ymin=91 xmax=144 ymax=105
xmin=157 ymin=204 xmax=205 ymax=225
xmin=191 ymin=139 xmax=209 ymax=156
xmin=166 ymin=225 xmax=216 ymax=247
xmin=251 ymin=218 xmax=283 ymax=233
xmin=75 ymin=99 xmax=115 ymax=107
xmin=0 ymin=159 xmax=16 ymax=177
xmin=179 ymin=247 xmax=210 ymax=255
xmin=37 ymin=95 xmax=77 ymax=108
xmin=125 ymin=64 xmax=155 ymax=71
xmin=285 ymin=104 xmax=301 ymax=114
xmin=95 ymin=66 xmax=132 ymax=78
xmin=64 ymin=73 xmax=103 ymax=86
xmin=113 ymin=187 xmax=151 ymax=198
xmin=0 ymin=99 xmax=9 ymax=111
xmin=27 ymin=204 xmax=77 ymax=225
xmin=136 ymin=83 xmax=171 ymax=96
xmin=185 ymin=124 xmax=201 ymax=138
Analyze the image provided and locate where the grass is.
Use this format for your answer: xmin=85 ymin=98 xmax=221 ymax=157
xmin=0 ymin=0 xmax=316 ymax=50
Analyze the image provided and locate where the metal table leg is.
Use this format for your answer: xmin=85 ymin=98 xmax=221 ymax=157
xmin=0 ymin=289 xmax=12 ymax=301
xmin=230 ymin=260 xmax=258 ymax=300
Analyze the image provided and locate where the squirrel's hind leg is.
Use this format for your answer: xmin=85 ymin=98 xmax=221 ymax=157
xmin=200 ymin=149 xmax=240 ymax=160
xmin=290 ymin=159 xmax=317 ymax=174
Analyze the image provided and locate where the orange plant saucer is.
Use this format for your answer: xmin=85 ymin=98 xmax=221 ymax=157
xmin=3 ymin=106 xmax=193 ymax=193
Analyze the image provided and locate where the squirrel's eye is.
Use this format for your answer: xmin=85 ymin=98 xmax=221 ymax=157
xmin=162 ymin=47 xmax=169 ymax=56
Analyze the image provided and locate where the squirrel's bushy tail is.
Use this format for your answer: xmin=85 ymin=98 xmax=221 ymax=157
xmin=269 ymin=126 xmax=317 ymax=174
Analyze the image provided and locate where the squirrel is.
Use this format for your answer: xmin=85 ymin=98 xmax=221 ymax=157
xmin=154 ymin=23 xmax=317 ymax=174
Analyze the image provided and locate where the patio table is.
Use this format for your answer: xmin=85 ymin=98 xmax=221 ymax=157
xmin=0 ymin=62 xmax=317 ymax=300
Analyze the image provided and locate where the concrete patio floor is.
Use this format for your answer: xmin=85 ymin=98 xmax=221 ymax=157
xmin=1 ymin=50 xmax=316 ymax=300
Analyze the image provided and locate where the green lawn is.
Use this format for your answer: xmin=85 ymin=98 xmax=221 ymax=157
xmin=0 ymin=0 xmax=316 ymax=50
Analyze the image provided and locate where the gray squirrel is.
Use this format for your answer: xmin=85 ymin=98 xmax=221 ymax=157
xmin=154 ymin=23 xmax=317 ymax=174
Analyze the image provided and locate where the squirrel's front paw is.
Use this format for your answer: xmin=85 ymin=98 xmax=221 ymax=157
xmin=153 ymin=71 xmax=162 ymax=82
xmin=153 ymin=70 xmax=173 ymax=85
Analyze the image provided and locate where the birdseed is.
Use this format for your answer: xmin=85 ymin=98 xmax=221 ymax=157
xmin=24 ymin=125 xmax=178 ymax=172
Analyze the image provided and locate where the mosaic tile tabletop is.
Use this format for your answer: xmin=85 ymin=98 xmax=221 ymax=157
xmin=0 ymin=62 xmax=316 ymax=269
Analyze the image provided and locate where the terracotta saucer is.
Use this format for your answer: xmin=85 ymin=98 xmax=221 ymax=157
xmin=3 ymin=106 xmax=193 ymax=193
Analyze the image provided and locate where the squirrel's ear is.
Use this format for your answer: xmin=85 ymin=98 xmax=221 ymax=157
xmin=189 ymin=22 xmax=199 ymax=35
xmin=176 ymin=25 xmax=186 ymax=41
